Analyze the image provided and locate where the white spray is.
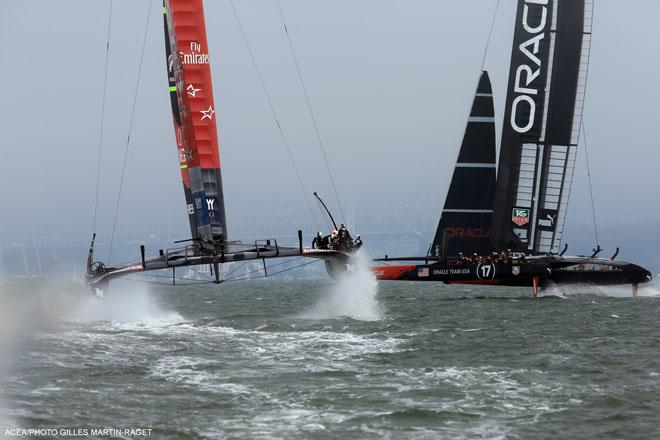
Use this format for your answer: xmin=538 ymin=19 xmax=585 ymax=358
xmin=302 ymin=251 xmax=383 ymax=321
xmin=543 ymin=278 xmax=660 ymax=298
xmin=67 ymin=280 xmax=184 ymax=325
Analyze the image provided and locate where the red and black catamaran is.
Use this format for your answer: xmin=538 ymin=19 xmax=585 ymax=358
xmin=87 ymin=0 xmax=357 ymax=293
xmin=374 ymin=0 xmax=652 ymax=296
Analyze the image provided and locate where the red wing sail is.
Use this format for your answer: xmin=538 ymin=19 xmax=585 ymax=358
xmin=163 ymin=0 xmax=227 ymax=248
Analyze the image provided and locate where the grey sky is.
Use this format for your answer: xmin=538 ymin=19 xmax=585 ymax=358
xmin=1 ymin=0 xmax=659 ymax=247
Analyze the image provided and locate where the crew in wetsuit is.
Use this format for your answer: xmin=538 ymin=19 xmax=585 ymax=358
xmin=329 ymin=229 xmax=339 ymax=249
xmin=354 ymin=235 xmax=363 ymax=250
xmin=337 ymin=224 xmax=353 ymax=251
xmin=312 ymin=232 xmax=325 ymax=249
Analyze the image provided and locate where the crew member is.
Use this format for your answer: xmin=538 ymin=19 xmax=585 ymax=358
xmin=338 ymin=224 xmax=353 ymax=251
xmin=321 ymin=233 xmax=331 ymax=249
xmin=312 ymin=232 xmax=324 ymax=249
xmin=354 ymin=235 xmax=363 ymax=250
xmin=330 ymin=229 xmax=339 ymax=249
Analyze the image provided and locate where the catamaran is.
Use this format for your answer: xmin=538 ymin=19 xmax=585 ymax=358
xmin=373 ymin=0 xmax=652 ymax=297
xmin=86 ymin=0 xmax=358 ymax=294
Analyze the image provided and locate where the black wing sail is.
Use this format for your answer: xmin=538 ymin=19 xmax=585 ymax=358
xmin=163 ymin=5 xmax=197 ymax=242
xmin=431 ymin=71 xmax=497 ymax=258
xmin=491 ymin=0 xmax=593 ymax=254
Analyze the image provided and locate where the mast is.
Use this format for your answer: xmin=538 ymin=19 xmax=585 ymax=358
xmin=163 ymin=0 xmax=227 ymax=250
xmin=431 ymin=71 xmax=497 ymax=258
xmin=491 ymin=0 xmax=593 ymax=254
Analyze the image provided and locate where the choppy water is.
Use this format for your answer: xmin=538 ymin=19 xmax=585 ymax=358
xmin=1 ymin=274 xmax=660 ymax=439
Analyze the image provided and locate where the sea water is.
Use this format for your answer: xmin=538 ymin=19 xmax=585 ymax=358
xmin=1 ymin=277 xmax=659 ymax=439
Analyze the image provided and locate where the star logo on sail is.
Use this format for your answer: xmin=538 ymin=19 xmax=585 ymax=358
xmin=187 ymin=84 xmax=201 ymax=98
xmin=200 ymin=106 xmax=215 ymax=121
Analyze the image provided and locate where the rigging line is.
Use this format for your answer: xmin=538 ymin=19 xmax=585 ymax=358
xmin=275 ymin=0 xmax=346 ymax=223
xmin=480 ymin=0 xmax=502 ymax=71
xmin=581 ymin=118 xmax=600 ymax=246
xmin=219 ymin=256 xmax=304 ymax=280
xmin=223 ymin=260 xmax=249 ymax=279
xmin=126 ymin=272 xmax=211 ymax=283
xmin=227 ymin=0 xmax=320 ymax=229
xmin=190 ymin=266 xmax=216 ymax=282
xmin=559 ymin=4 xmax=595 ymax=252
xmin=222 ymin=256 xmax=306 ymax=282
xmin=382 ymin=199 xmax=422 ymax=237
xmin=124 ymin=277 xmax=211 ymax=286
xmin=222 ymin=258 xmax=321 ymax=283
xmin=92 ymin=0 xmax=114 ymax=235
xmin=107 ymin=0 xmax=155 ymax=263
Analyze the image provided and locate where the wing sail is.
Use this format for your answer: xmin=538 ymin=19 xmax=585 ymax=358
xmin=491 ymin=0 xmax=593 ymax=254
xmin=431 ymin=71 xmax=497 ymax=258
xmin=163 ymin=0 xmax=227 ymax=248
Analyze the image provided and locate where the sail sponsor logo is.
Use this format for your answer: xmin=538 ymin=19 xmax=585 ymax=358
xmin=445 ymin=227 xmax=492 ymax=239
xmin=175 ymin=127 xmax=183 ymax=148
xmin=113 ymin=264 xmax=145 ymax=274
xmin=206 ymin=196 xmax=220 ymax=222
xmin=179 ymin=147 xmax=193 ymax=163
xmin=181 ymin=41 xmax=209 ymax=65
xmin=194 ymin=196 xmax=204 ymax=211
xmin=200 ymin=106 xmax=215 ymax=121
xmin=187 ymin=84 xmax=201 ymax=98
xmin=194 ymin=193 xmax=210 ymax=225
xmin=538 ymin=209 xmax=557 ymax=230
xmin=510 ymin=0 xmax=549 ymax=134
xmin=512 ymin=208 xmax=530 ymax=226
xmin=433 ymin=268 xmax=471 ymax=276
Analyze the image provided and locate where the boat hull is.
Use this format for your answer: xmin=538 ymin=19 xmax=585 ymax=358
xmin=373 ymin=256 xmax=652 ymax=288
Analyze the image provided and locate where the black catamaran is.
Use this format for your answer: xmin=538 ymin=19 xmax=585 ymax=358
xmin=87 ymin=0 xmax=358 ymax=293
xmin=374 ymin=0 xmax=652 ymax=296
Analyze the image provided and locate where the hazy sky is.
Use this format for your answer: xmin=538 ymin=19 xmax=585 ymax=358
xmin=1 ymin=0 xmax=659 ymax=246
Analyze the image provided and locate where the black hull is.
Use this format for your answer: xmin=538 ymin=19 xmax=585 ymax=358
xmin=545 ymin=270 xmax=650 ymax=287
xmin=374 ymin=255 xmax=652 ymax=289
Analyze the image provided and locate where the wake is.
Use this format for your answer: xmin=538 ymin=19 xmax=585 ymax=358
xmin=299 ymin=251 xmax=383 ymax=321
xmin=68 ymin=281 xmax=184 ymax=325
xmin=542 ymin=277 xmax=660 ymax=298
